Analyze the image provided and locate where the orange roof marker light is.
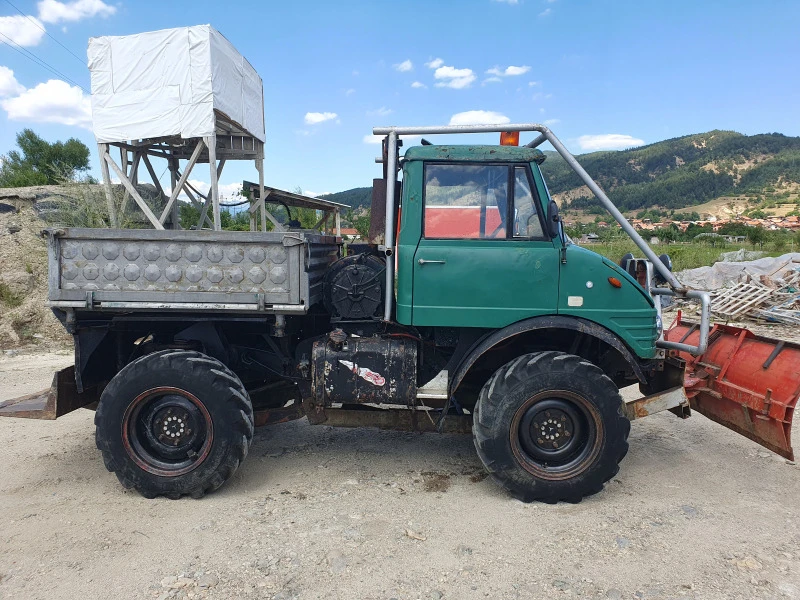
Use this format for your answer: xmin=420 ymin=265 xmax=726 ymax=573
xmin=500 ymin=131 xmax=519 ymax=146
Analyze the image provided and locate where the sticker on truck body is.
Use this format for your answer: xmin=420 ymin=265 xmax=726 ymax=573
xmin=339 ymin=360 xmax=386 ymax=387
xmin=567 ymin=296 xmax=584 ymax=307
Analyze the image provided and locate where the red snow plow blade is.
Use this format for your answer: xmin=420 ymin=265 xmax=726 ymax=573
xmin=664 ymin=316 xmax=800 ymax=460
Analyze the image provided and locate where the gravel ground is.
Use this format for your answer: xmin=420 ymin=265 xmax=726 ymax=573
xmin=1 ymin=350 xmax=799 ymax=600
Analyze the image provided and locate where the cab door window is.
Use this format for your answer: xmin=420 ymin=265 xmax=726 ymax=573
xmin=423 ymin=164 xmax=509 ymax=239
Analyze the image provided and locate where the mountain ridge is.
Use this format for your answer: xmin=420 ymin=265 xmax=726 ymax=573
xmin=321 ymin=130 xmax=800 ymax=215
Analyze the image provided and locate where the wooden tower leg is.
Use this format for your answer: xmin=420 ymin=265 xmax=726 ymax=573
xmin=169 ymin=156 xmax=180 ymax=229
xmin=205 ymin=133 xmax=220 ymax=231
xmin=98 ymin=142 xmax=118 ymax=227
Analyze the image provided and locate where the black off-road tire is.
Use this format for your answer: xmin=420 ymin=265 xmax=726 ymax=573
xmin=473 ymin=351 xmax=630 ymax=503
xmin=95 ymin=349 xmax=254 ymax=499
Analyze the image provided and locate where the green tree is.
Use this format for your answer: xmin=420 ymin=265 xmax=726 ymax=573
xmin=717 ymin=221 xmax=749 ymax=236
xmin=220 ymin=209 xmax=250 ymax=231
xmin=0 ymin=129 xmax=91 ymax=187
xmin=746 ymin=226 xmax=767 ymax=249
xmin=346 ymin=208 xmax=371 ymax=238
xmin=685 ymin=223 xmax=712 ymax=238
xmin=178 ymin=202 xmax=251 ymax=231
xmin=654 ymin=226 xmax=677 ymax=244
xmin=179 ymin=201 xmax=201 ymax=227
xmin=289 ymin=187 xmax=320 ymax=229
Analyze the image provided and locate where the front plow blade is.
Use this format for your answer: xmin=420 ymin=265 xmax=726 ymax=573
xmin=0 ymin=366 xmax=99 ymax=420
xmin=664 ymin=318 xmax=800 ymax=460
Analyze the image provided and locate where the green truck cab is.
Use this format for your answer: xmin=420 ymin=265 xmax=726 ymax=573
xmin=395 ymin=144 xmax=658 ymax=360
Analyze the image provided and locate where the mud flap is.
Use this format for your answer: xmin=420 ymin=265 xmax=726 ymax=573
xmin=664 ymin=316 xmax=800 ymax=460
xmin=0 ymin=366 xmax=100 ymax=420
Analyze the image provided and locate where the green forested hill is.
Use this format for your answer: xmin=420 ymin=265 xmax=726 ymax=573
xmin=325 ymin=131 xmax=800 ymax=213
xmin=539 ymin=130 xmax=800 ymax=211
xmin=320 ymin=187 xmax=372 ymax=210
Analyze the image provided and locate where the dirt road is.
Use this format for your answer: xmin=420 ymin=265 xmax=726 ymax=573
xmin=1 ymin=350 xmax=799 ymax=600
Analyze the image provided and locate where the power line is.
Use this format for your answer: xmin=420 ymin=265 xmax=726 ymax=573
xmin=0 ymin=35 xmax=72 ymax=83
xmin=0 ymin=31 xmax=89 ymax=93
xmin=3 ymin=0 xmax=87 ymax=66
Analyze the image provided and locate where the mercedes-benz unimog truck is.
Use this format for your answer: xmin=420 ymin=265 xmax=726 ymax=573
xmin=2 ymin=124 xmax=797 ymax=503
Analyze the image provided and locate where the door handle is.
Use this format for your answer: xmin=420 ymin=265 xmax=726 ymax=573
xmin=418 ymin=259 xmax=446 ymax=265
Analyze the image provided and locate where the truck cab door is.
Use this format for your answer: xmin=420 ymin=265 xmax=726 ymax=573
xmin=409 ymin=162 xmax=560 ymax=328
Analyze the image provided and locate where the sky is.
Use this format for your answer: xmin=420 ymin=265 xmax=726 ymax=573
xmin=1 ymin=0 xmax=799 ymax=200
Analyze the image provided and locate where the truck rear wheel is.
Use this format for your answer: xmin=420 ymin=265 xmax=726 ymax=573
xmin=95 ymin=350 xmax=254 ymax=499
xmin=473 ymin=351 xmax=629 ymax=503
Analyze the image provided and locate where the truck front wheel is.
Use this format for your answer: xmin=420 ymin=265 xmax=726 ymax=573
xmin=473 ymin=351 xmax=629 ymax=503
xmin=95 ymin=349 xmax=254 ymax=499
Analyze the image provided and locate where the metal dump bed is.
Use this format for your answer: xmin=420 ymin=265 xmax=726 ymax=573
xmin=44 ymin=228 xmax=339 ymax=313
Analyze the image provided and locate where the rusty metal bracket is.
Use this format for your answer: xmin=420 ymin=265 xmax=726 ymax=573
xmin=0 ymin=366 xmax=100 ymax=420
xmin=253 ymin=403 xmax=304 ymax=427
xmin=624 ymin=386 xmax=690 ymax=421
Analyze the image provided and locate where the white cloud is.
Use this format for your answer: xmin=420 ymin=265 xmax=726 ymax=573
xmin=504 ymin=65 xmax=530 ymax=76
xmin=0 ymin=67 xmax=25 ymax=98
xmin=528 ymin=81 xmax=541 ymax=87
xmin=0 ymin=15 xmax=46 ymax=46
xmin=302 ymin=190 xmax=330 ymax=198
xmin=345 ymin=88 xmax=355 ymax=96
xmin=435 ymin=65 xmax=472 ymax=79
xmin=539 ymin=8 xmax=553 ymax=16
xmin=411 ymin=81 xmax=427 ymax=89
xmin=182 ymin=180 xmax=208 ymax=197
xmin=1 ymin=79 xmax=91 ymax=128
xmin=304 ymin=111 xmax=337 ymax=125
xmin=449 ymin=110 xmax=510 ymax=126
xmin=37 ymin=0 xmax=115 ymax=24
xmin=491 ymin=0 xmax=519 ymax=4
xmin=368 ymin=107 xmax=393 ymax=117
xmin=482 ymin=77 xmax=502 ymax=85
xmin=543 ymin=118 xmax=560 ymax=126
xmin=436 ymin=76 xmax=476 ymax=89
xmin=486 ymin=65 xmax=531 ymax=77
xmin=219 ymin=183 xmax=243 ymax=200
xmin=393 ymin=59 xmax=413 ymax=72
xmin=179 ymin=180 xmax=243 ymax=202
xmin=577 ymin=134 xmax=645 ymax=151
xmin=434 ymin=65 xmax=476 ymax=89
xmin=425 ymin=58 xmax=444 ymax=69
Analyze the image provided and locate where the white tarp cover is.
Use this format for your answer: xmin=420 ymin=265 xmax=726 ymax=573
xmin=88 ymin=25 xmax=265 ymax=143
xmin=678 ymin=252 xmax=800 ymax=290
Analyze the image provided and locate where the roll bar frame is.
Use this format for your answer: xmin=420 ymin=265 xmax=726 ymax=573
xmin=373 ymin=123 xmax=708 ymax=355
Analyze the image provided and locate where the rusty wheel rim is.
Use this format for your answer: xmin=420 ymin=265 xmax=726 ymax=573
xmin=121 ymin=386 xmax=213 ymax=477
xmin=510 ymin=390 xmax=603 ymax=481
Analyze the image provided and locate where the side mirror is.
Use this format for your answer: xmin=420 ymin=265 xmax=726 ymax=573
xmin=546 ymin=199 xmax=561 ymax=239
xmin=655 ymin=253 xmax=673 ymax=284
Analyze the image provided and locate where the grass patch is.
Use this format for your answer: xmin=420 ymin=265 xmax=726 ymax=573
xmin=0 ymin=282 xmax=23 ymax=308
xmin=584 ymin=239 xmax=789 ymax=271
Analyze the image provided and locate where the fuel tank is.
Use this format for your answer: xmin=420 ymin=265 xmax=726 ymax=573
xmin=312 ymin=332 xmax=417 ymax=405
